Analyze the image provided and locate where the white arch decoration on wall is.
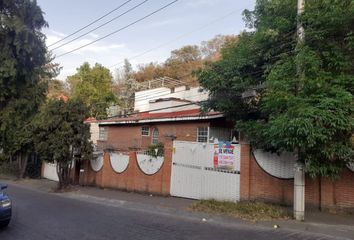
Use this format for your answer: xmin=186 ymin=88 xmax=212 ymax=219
xmin=136 ymin=151 xmax=164 ymax=175
xmin=253 ymin=149 xmax=297 ymax=179
xmin=348 ymin=162 xmax=354 ymax=172
xmin=110 ymin=152 xmax=129 ymax=173
xmin=90 ymin=154 xmax=104 ymax=172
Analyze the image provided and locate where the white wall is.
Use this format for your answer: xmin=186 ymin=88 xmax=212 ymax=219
xmin=42 ymin=162 xmax=59 ymax=182
xmin=253 ymin=150 xmax=297 ymax=179
xmin=169 ymin=87 xmax=209 ymax=103
xmin=148 ymin=100 xmax=200 ymax=113
xmin=134 ymin=86 xmax=209 ymax=112
xmin=134 ymin=87 xmax=171 ymax=112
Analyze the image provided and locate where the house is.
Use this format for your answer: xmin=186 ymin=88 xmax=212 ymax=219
xmin=80 ymin=89 xmax=239 ymax=197
xmin=96 ymin=97 xmax=237 ymax=152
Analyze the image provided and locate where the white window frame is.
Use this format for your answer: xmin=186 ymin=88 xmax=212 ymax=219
xmin=152 ymin=128 xmax=159 ymax=145
xmin=197 ymin=126 xmax=209 ymax=143
xmin=141 ymin=126 xmax=150 ymax=136
xmin=99 ymin=127 xmax=108 ymax=141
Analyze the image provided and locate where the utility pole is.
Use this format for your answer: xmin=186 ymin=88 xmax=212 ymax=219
xmin=294 ymin=0 xmax=305 ymax=221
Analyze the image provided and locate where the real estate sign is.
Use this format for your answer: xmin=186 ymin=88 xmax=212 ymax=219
xmin=213 ymin=142 xmax=236 ymax=170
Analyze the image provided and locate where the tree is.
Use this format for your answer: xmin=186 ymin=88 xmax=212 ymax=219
xmin=165 ymin=45 xmax=204 ymax=85
xmin=47 ymin=79 xmax=68 ymax=100
xmin=114 ymin=59 xmax=133 ymax=84
xmin=199 ymin=0 xmax=354 ymax=178
xmin=0 ymin=0 xmax=49 ymax=178
xmin=67 ymin=62 xmax=116 ymax=119
xmin=112 ymin=59 xmax=137 ymax=113
xmin=200 ymin=34 xmax=239 ymax=61
xmin=122 ymin=35 xmax=238 ymax=86
xmin=167 ymin=45 xmax=202 ymax=63
xmin=133 ymin=62 xmax=166 ymax=82
xmin=33 ymin=99 xmax=93 ymax=189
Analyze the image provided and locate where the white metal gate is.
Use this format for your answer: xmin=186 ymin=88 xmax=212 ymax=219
xmin=170 ymin=141 xmax=240 ymax=202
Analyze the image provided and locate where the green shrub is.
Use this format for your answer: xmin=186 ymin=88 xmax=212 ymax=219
xmin=146 ymin=142 xmax=164 ymax=157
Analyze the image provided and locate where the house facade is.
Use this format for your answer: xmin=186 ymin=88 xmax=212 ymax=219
xmin=96 ymin=98 xmax=236 ymax=152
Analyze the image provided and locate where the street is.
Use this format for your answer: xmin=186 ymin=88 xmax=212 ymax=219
xmin=0 ymin=184 xmax=337 ymax=240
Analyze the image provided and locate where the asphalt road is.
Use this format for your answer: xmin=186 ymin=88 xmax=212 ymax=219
xmin=0 ymin=184 xmax=336 ymax=240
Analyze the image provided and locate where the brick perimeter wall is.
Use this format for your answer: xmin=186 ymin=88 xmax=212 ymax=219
xmin=82 ymin=141 xmax=173 ymax=196
xmin=240 ymin=143 xmax=354 ymax=211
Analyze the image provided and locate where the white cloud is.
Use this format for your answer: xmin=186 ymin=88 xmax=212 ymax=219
xmin=88 ymin=32 xmax=99 ymax=39
xmin=46 ymin=35 xmax=125 ymax=54
xmin=147 ymin=18 xmax=183 ymax=28
xmin=49 ymin=29 xmax=66 ymax=37
xmin=43 ymin=31 xmax=131 ymax=80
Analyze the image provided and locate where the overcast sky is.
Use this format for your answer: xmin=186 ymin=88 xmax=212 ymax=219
xmin=37 ymin=0 xmax=256 ymax=80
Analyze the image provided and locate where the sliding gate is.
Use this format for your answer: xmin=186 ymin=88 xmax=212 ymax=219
xmin=170 ymin=141 xmax=240 ymax=202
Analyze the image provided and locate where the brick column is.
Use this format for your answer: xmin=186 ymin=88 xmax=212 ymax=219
xmin=100 ymin=152 xmax=109 ymax=188
xmin=95 ymin=152 xmax=107 ymax=188
xmin=240 ymin=142 xmax=251 ymax=201
xmin=162 ymin=140 xmax=173 ymax=195
xmin=127 ymin=152 xmax=136 ymax=192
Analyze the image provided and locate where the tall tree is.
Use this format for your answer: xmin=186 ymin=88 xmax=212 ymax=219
xmin=200 ymin=34 xmax=239 ymax=61
xmin=33 ymin=99 xmax=93 ymax=189
xmin=199 ymin=0 xmax=354 ymax=178
xmin=165 ymin=45 xmax=204 ymax=84
xmin=0 ymin=0 xmax=49 ymax=178
xmin=113 ymin=59 xmax=137 ymax=113
xmin=133 ymin=62 xmax=166 ymax=82
xmin=67 ymin=62 xmax=116 ymax=119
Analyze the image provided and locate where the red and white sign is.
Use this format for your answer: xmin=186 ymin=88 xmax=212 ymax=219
xmin=214 ymin=143 xmax=236 ymax=170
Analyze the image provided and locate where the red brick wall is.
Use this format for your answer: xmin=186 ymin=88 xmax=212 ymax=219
xmin=99 ymin=121 xmax=210 ymax=151
xmin=82 ymin=141 xmax=173 ymax=195
xmin=240 ymin=143 xmax=354 ymax=211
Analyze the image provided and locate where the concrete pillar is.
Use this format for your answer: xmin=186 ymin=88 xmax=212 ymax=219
xmin=294 ymin=162 xmax=305 ymax=221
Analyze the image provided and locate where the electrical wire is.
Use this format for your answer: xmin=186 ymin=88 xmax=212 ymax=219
xmin=118 ymin=44 xmax=298 ymax=103
xmin=109 ymin=26 xmax=336 ymax=70
xmin=106 ymin=100 xmax=207 ymax=119
xmin=50 ymin=0 xmax=150 ymax=51
xmin=108 ymin=6 xmax=253 ymax=69
xmin=133 ymin=91 xmax=208 ymax=108
xmin=55 ymin=0 xmax=179 ymax=59
xmin=48 ymin=0 xmax=134 ymax=48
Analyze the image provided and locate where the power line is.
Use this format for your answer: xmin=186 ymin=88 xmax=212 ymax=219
xmin=50 ymin=0 xmax=149 ymax=51
xmin=107 ymin=100 xmax=208 ymax=119
xmin=114 ymin=46 xmax=296 ymax=106
xmin=133 ymin=91 xmax=208 ymax=108
xmin=48 ymin=0 xmax=134 ymax=48
xmin=129 ymin=31 xmax=343 ymax=103
xmin=108 ymin=7 xmax=252 ymax=69
xmin=117 ymin=45 xmax=297 ymax=102
xmin=109 ymin=24 xmax=337 ymax=70
xmin=55 ymin=0 xmax=179 ymax=59
xmin=108 ymin=89 xmax=245 ymax=120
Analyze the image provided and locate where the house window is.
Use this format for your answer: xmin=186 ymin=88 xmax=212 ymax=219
xmin=152 ymin=128 xmax=159 ymax=145
xmin=99 ymin=127 xmax=108 ymax=141
xmin=197 ymin=127 xmax=208 ymax=143
xmin=141 ymin=126 xmax=150 ymax=136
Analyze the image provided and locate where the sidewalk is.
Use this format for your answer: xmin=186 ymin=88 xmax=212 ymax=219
xmin=3 ymin=178 xmax=354 ymax=239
